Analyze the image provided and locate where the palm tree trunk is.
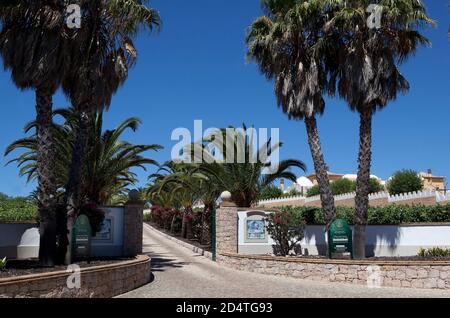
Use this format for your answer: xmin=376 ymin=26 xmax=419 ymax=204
xmin=186 ymin=207 xmax=193 ymax=240
xmin=170 ymin=214 xmax=177 ymax=233
xmin=199 ymin=205 xmax=211 ymax=245
xmin=181 ymin=210 xmax=187 ymax=238
xmin=354 ymin=109 xmax=373 ymax=259
xmin=63 ymin=108 xmax=93 ymax=264
xmin=304 ymin=116 xmax=336 ymax=228
xmin=35 ymin=88 xmax=57 ymax=267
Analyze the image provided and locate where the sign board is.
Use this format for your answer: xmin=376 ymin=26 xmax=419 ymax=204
xmin=243 ymin=212 xmax=268 ymax=244
xmin=72 ymin=214 xmax=92 ymax=260
xmin=247 ymin=220 xmax=265 ymax=240
xmin=328 ymin=219 xmax=353 ymax=259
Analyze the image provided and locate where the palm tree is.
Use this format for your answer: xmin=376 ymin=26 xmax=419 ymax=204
xmin=246 ymin=0 xmax=337 ymax=227
xmin=61 ymin=0 xmax=160 ymax=263
xmin=148 ymin=161 xmax=220 ymax=242
xmin=190 ymin=125 xmax=306 ymax=207
xmin=146 ymin=179 xmax=182 ymax=234
xmin=325 ymin=0 xmax=434 ymax=258
xmin=195 ymin=175 xmax=221 ymax=245
xmin=0 ymin=1 xmax=69 ymax=266
xmin=148 ymin=162 xmax=204 ymax=239
xmin=5 ymin=107 xmax=161 ymax=206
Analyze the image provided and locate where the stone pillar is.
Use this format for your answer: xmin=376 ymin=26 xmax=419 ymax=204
xmin=123 ymin=190 xmax=144 ymax=257
xmin=216 ymin=191 xmax=238 ymax=255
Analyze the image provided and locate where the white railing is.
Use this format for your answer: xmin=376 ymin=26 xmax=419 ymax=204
xmin=369 ymin=191 xmax=389 ymax=200
xmin=304 ymin=195 xmax=320 ymax=203
xmin=259 ymin=195 xmax=305 ymax=205
xmin=436 ymin=191 xmax=450 ymax=203
xmin=334 ymin=192 xmax=356 ymax=201
xmin=258 ymin=189 xmax=448 ymax=206
xmin=388 ymin=190 xmax=436 ymax=203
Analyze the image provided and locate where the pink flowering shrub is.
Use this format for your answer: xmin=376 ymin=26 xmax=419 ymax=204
xmin=151 ymin=205 xmax=181 ymax=230
xmin=266 ymin=207 xmax=306 ymax=256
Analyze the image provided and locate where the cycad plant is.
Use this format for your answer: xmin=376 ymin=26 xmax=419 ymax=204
xmin=324 ymin=0 xmax=434 ymax=258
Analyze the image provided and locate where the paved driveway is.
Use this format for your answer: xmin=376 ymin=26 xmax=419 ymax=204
xmin=118 ymin=224 xmax=450 ymax=298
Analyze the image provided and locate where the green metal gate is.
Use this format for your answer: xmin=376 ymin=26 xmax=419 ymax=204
xmin=211 ymin=205 xmax=216 ymax=261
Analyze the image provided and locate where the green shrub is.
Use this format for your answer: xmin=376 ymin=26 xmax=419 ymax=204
xmin=0 ymin=194 xmax=37 ymax=222
xmin=266 ymin=207 xmax=306 ymax=256
xmin=259 ymin=186 xmax=283 ymax=200
xmin=387 ymin=169 xmax=423 ymax=195
xmin=283 ymin=189 xmax=301 ymax=197
xmin=0 ymin=257 xmax=6 ymax=270
xmin=144 ymin=212 xmax=152 ymax=222
xmin=273 ymin=203 xmax=450 ymax=225
xmin=306 ymin=185 xmax=320 ymax=197
xmin=306 ymin=178 xmax=383 ymax=198
xmin=331 ymin=179 xmax=356 ymax=195
xmin=369 ymin=178 xmax=384 ymax=193
xmin=418 ymin=247 xmax=450 ymax=258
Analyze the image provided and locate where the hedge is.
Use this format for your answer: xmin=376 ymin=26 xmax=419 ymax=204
xmin=306 ymin=178 xmax=383 ymax=197
xmin=277 ymin=204 xmax=450 ymax=225
xmin=0 ymin=195 xmax=37 ymax=222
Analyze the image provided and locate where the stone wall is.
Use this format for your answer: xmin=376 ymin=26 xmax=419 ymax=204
xmin=216 ymin=205 xmax=238 ymax=254
xmin=0 ymin=255 xmax=151 ymax=298
xmin=123 ymin=191 xmax=144 ymax=257
xmin=369 ymin=197 xmax=389 ymax=207
xmin=218 ymin=253 xmax=450 ymax=290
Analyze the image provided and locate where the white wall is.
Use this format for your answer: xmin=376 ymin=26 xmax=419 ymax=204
xmin=0 ymin=223 xmax=37 ymax=259
xmin=237 ymin=211 xmax=450 ymax=257
xmin=91 ymin=207 xmax=124 ymax=257
xmin=0 ymin=207 xmax=125 ymax=260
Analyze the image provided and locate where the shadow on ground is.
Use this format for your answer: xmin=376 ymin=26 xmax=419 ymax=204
xmin=142 ymin=250 xmax=190 ymax=272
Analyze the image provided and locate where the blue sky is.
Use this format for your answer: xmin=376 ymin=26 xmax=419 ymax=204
xmin=0 ymin=0 xmax=449 ymax=197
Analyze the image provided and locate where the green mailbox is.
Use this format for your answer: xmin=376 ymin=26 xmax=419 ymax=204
xmin=72 ymin=214 xmax=92 ymax=261
xmin=328 ymin=219 xmax=353 ymax=259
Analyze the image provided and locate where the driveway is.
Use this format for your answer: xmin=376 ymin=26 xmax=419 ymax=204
xmin=118 ymin=224 xmax=450 ymax=298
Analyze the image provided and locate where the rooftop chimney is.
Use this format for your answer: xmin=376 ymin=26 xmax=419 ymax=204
xmin=280 ymin=179 xmax=285 ymax=192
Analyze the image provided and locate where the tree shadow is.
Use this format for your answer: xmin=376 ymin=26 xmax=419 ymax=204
xmin=364 ymin=225 xmax=402 ymax=257
xmin=303 ymin=225 xmax=328 ymax=256
xmin=302 ymin=225 xmax=402 ymax=257
xmin=143 ymin=251 xmax=190 ymax=272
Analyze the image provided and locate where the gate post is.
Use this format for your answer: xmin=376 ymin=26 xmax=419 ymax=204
xmin=123 ymin=190 xmax=144 ymax=257
xmin=216 ymin=191 xmax=238 ymax=255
